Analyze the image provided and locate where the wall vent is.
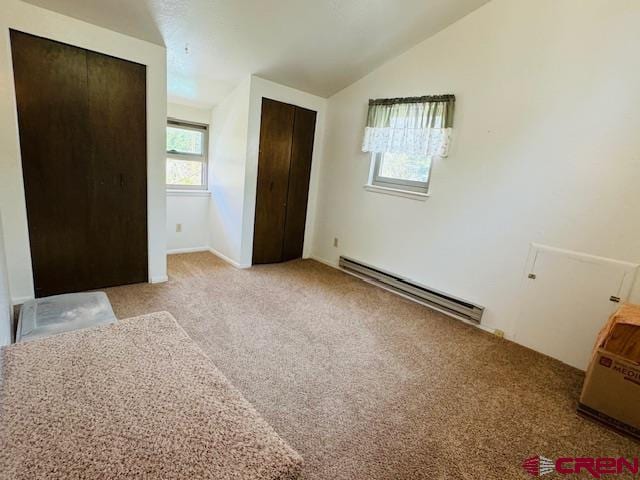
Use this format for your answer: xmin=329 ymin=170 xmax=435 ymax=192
xmin=339 ymin=256 xmax=484 ymax=324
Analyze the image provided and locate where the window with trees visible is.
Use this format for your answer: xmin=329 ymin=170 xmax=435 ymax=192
xmin=166 ymin=120 xmax=208 ymax=190
xmin=362 ymin=95 xmax=455 ymax=195
xmin=371 ymin=152 xmax=432 ymax=193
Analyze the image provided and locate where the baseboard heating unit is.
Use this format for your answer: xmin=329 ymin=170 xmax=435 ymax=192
xmin=338 ymin=256 xmax=484 ymax=323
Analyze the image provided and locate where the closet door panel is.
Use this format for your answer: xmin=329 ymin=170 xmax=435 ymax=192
xmin=87 ymin=51 xmax=148 ymax=286
xmin=282 ymin=107 xmax=317 ymax=261
xmin=10 ymin=30 xmax=93 ymax=297
xmin=11 ymin=31 xmax=148 ymax=296
xmin=252 ymin=98 xmax=295 ymax=264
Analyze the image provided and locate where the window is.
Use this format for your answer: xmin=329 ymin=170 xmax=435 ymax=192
xmin=361 ymin=95 xmax=455 ymax=197
xmin=371 ymin=152 xmax=432 ymax=193
xmin=166 ymin=120 xmax=208 ymax=190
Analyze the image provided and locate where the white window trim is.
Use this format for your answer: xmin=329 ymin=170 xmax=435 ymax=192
xmin=166 ymin=189 xmax=211 ymax=197
xmin=366 ymin=152 xmax=431 ymax=199
xmin=166 ymin=118 xmax=209 ymax=191
xmin=363 ymin=183 xmax=429 ymax=201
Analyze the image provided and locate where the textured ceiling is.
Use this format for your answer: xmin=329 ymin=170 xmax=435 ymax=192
xmin=21 ymin=0 xmax=489 ymax=106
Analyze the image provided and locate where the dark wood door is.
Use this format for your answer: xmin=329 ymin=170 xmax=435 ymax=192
xmin=252 ymin=98 xmax=316 ymax=265
xmin=10 ymin=31 xmax=93 ymax=296
xmin=253 ymin=98 xmax=295 ymax=264
xmin=86 ymin=51 xmax=148 ymax=288
xmin=282 ymin=107 xmax=317 ymax=261
xmin=10 ymin=30 xmax=148 ymax=297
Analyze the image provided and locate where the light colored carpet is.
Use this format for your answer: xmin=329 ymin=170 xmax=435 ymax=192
xmin=0 ymin=312 xmax=303 ymax=480
xmin=104 ymin=253 xmax=637 ymax=479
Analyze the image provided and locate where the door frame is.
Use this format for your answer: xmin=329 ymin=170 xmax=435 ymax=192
xmin=2 ymin=20 xmax=167 ymax=303
xmin=10 ymin=30 xmax=149 ymax=296
xmin=242 ymin=84 xmax=325 ymax=268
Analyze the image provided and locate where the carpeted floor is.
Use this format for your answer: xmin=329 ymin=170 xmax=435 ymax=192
xmin=0 ymin=312 xmax=302 ymax=480
xmin=105 ymin=252 xmax=637 ymax=479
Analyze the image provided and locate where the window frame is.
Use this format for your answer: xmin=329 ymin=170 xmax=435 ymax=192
xmin=166 ymin=119 xmax=209 ymax=191
xmin=370 ymin=152 xmax=432 ymax=194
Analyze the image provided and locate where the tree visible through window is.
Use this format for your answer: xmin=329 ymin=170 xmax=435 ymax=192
xmin=166 ymin=121 xmax=208 ymax=189
xmin=371 ymin=152 xmax=432 ymax=193
xmin=378 ymin=153 xmax=431 ymax=184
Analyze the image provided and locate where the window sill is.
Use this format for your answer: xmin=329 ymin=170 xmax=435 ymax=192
xmin=166 ymin=189 xmax=211 ymax=197
xmin=363 ymin=184 xmax=430 ymax=201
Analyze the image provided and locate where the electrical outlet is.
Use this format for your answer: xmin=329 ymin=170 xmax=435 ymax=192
xmin=176 ymin=224 xmax=182 ymax=233
xmin=333 ymin=237 xmax=338 ymax=248
xmin=494 ymin=329 xmax=505 ymax=339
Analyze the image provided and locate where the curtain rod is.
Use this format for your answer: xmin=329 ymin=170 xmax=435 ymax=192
xmin=369 ymin=94 xmax=455 ymax=106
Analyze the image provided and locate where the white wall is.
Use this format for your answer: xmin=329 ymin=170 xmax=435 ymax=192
xmin=208 ymin=78 xmax=252 ymax=266
xmin=0 ymin=0 xmax=168 ymax=301
xmin=166 ymin=193 xmax=211 ymax=253
xmin=312 ymin=0 xmax=640 ymax=339
xmin=168 ymin=103 xmax=211 ymax=125
xmin=166 ymin=102 xmax=211 ymax=253
xmin=0 ymin=212 xmax=12 ymax=346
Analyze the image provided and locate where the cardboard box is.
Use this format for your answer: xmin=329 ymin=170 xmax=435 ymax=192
xmin=603 ymin=323 xmax=640 ymax=364
xmin=579 ymin=351 xmax=640 ymax=440
xmin=578 ymin=304 xmax=640 ymax=440
xmin=591 ymin=305 xmax=640 ymax=362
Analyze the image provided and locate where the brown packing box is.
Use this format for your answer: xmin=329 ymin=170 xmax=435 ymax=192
xmin=578 ymin=304 xmax=640 ymax=440
xmin=578 ymin=349 xmax=640 ymax=439
xmin=604 ymin=323 xmax=640 ymax=364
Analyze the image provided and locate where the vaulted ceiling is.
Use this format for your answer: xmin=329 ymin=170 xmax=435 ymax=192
xmin=21 ymin=0 xmax=489 ymax=106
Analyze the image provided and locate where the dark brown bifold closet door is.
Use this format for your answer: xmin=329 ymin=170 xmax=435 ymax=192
xmin=252 ymin=98 xmax=317 ymax=265
xmin=85 ymin=50 xmax=148 ymax=290
xmin=10 ymin=30 xmax=148 ymax=297
xmin=281 ymin=106 xmax=316 ymax=261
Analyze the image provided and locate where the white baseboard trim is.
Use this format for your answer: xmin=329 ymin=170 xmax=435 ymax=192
xmin=11 ymin=295 xmax=34 ymax=306
xmin=208 ymin=248 xmax=251 ymax=269
xmin=309 ymin=254 xmax=496 ymax=336
xmin=308 ymin=255 xmax=339 ymax=268
xmin=167 ymin=246 xmax=210 ymax=255
xmin=150 ymin=275 xmax=169 ymax=284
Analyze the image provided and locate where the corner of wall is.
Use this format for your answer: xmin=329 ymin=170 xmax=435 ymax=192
xmin=207 ymin=76 xmax=252 ymax=265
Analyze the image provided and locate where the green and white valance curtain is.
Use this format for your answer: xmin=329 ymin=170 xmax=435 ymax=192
xmin=361 ymin=95 xmax=455 ymax=157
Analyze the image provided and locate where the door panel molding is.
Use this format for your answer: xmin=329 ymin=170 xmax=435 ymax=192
xmin=515 ymin=243 xmax=639 ymax=370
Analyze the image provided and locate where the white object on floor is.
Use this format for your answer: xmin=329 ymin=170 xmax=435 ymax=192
xmin=514 ymin=244 xmax=638 ymax=371
xmin=16 ymin=292 xmax=116 ymax=343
